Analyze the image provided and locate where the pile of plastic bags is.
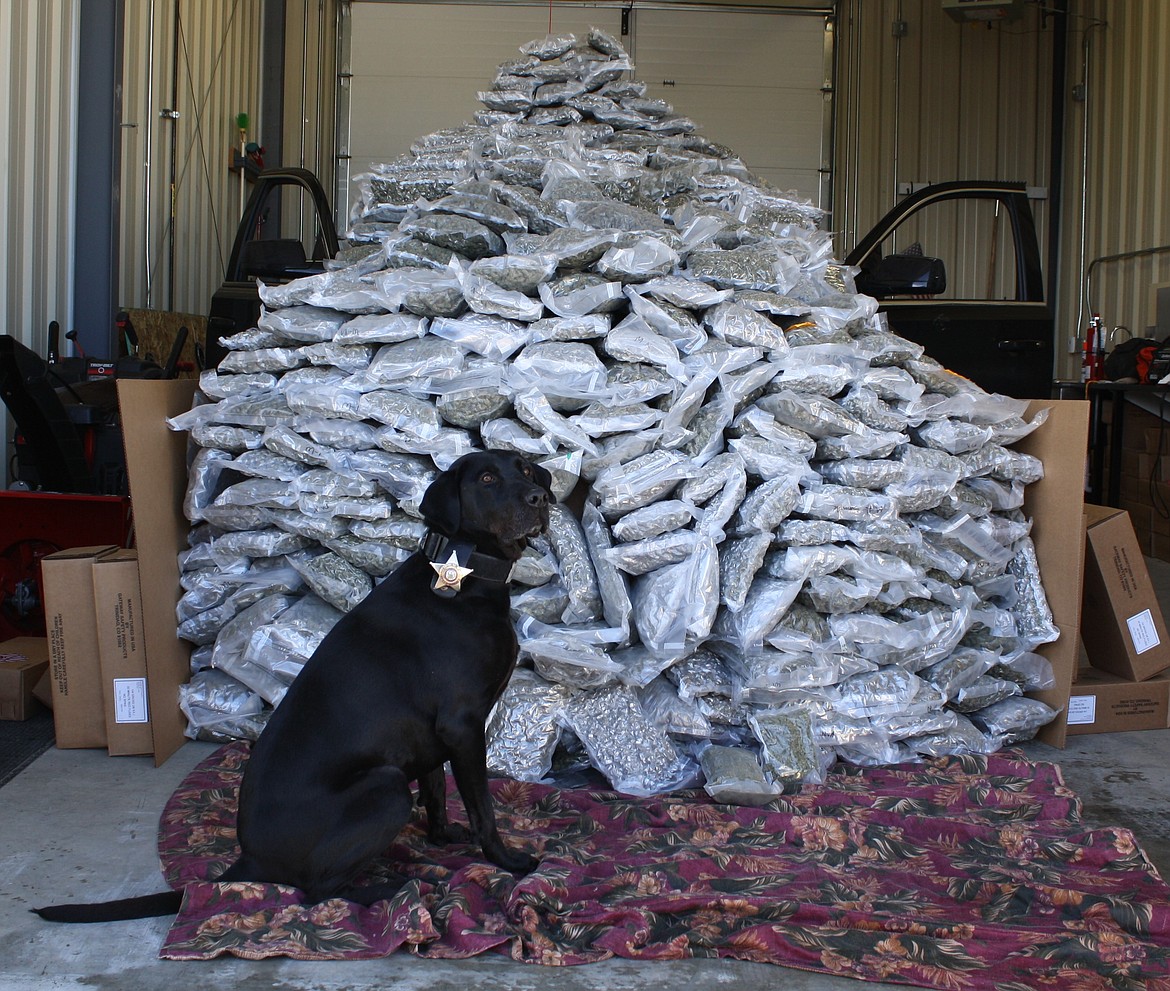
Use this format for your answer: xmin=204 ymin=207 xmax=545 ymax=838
xmin=170 ymin=29 xmax=1060 ymax=802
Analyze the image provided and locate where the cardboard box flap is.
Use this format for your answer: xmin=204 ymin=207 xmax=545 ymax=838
xmin=116 ymin=379 xmax=197 ymax=765
xmin=1018 ymin=400 xmax=1090 ymax=748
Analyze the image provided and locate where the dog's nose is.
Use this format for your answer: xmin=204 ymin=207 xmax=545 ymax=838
xmin=526 ymin=488 xmax=548 ymax=507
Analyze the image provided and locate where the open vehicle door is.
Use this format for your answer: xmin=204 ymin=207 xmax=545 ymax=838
xmin=206 ymin=168 xmax=339 ymax=368
xmin=845 ymin=181 xmax=1053 ymax=399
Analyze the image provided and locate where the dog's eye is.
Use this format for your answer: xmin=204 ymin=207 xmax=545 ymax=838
xmin=480 ymin=471 xmax=496 ymax=484
xmin=521 ymin=463 xmax=533 ymax=477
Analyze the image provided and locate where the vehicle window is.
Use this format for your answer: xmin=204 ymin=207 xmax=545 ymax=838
xmin=237 ymin=184 xmax=331 ymax=282
xmin=867 ymin=196 xmax=1019 ymax=302
xmin=250 ymin=186 xmax=327 ymax=260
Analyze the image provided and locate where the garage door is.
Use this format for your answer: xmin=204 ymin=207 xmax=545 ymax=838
xmin=340 ymin=1 xmax=833 ymax=227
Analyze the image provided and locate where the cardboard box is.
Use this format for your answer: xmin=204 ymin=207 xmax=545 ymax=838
xmin=106 ymin=387 xmax=1090 ymax=756
xmin=40 ymin=546 xmax=117 ymax=748
xmin=0 ymin=637 xmax=50 ymax=720
xmin=1066 ymin=668 xmax=1170 ymax=735
xmin=1082 ymin=504 xmax=1170 ymax=681
xmin=92 ymin=549 xmax=153 ymax=756
xmin=31 ymin=668 xmax=53 ymax=710
xmin=1017 ymin=399 xmax=1091 ymax=748
xmin=116 ymin=378 xmax=198 ymax=765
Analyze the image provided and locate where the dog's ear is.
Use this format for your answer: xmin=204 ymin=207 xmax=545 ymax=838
xmin=419 ymin=464 xmax=462 ymax=535
xmin=531 ymin=460 xmax=557 ymax=504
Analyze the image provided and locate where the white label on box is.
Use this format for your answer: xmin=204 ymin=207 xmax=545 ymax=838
xmin=1127 ymin=608 xmax=1161 ymax=655
xmin=112 ymin=677 xmax=149 ymax=724
xmin=1067 ymin=694 xmax=1097 ymax=725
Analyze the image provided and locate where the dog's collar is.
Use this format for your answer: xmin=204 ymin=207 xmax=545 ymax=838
xmin=421 ymin=530 xmax=514 ymax=598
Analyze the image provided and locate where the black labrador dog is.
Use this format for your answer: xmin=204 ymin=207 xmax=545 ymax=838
xmin=36 ymin=450 xmax=553 ymax=923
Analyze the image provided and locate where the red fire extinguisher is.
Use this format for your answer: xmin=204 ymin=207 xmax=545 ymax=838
xmin=1082 ymin=313 xmax=1106 ymax=381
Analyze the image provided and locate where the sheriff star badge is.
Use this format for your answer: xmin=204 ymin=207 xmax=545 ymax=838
xmin=431 ymin=551 xmax=474 ymax=594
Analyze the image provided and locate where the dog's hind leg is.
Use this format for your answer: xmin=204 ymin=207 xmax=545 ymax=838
xmin=418 ymin=766 xmax=471 ymax=846
xmin=297 ymin=764 xmax=416 ymax=905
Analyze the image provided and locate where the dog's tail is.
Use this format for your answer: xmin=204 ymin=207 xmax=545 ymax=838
xmin=32 ymin=890 xmax=183 ymax=923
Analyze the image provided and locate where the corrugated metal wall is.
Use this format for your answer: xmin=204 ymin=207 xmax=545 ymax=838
xmin=282 ymin=0 xmax=337 ymax=241
xmin=0 ymin=0 xmax=78 ymax=357
xmin=1058 ymin=0 xmax=1170 ymax=378
xmin=833 ymin=0 xmax=1054 ymax=280
xmin=118 ymin=0 xmax=263 ymax=318
xmin=0 ymin=0 xmax=78 ymax=488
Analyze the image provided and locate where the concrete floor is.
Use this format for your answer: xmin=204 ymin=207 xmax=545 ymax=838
xmin=5 ymin=566 xmax=1170 ymax=991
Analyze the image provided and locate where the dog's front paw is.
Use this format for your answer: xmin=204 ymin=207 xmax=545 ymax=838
xmin=494 ymin=848 xmax=539 ymax=875
xmin=428 ymin=822 xmax=472 ymax=846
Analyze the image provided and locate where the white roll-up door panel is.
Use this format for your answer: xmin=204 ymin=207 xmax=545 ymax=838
xmin=344 ymin=2 xmax=830 ymax=221
xmin=630 ymin=7 xmax=827 ymax=197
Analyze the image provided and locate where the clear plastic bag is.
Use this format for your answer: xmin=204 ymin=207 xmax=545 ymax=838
xmin=486 ymin=669 xmax=574 ymax=782
xmin=719 ymin=532 xmax=774 ymax=612
xmin=180 ymin=678 xmax=270 ymax=743
xmin=398 ymin=211 xmax=505 ymax=259
xmin=967 ymin=695 xmax=1058 ymax=743
xmin=291 ymin=415 xmax=378 ymax=452
xmin=218 ymin=346 xmax=307 ymax=375
xmin=364 ymin=337 xmax=465 ymax=388
xmin=214 ymin=478 xmax=300 ymax=511
xmin=480 ymin=416 xmax=559 ymax=457
xmin=596 ymin=238 xmax=680 ymax=282
xmin=334 ymin=311 xmax=428 ymax=345
xmin=324 ymin=534 xmax=410 ymax=577
xmin=1006 ymin=537 xmax=1060 ymax=647
xmin=241 ymin=593 xmax=343 ymax=685
xmin=581 ymin=501 xmax=633 ymax=635
xmin=960 ymin=443 xmax=1045 ymax=484
xmin=625 ymin=288 xmax=706 ymax=353
xmin=638 ymin=676 xmax=712 ymax=738
xmin=711 ymin=575 xmax=802 ymax=653
xmin=512 ymin=341 xmax=609 ymax=396
xmin=469 ymin=251 xmax=557 ymax=295
xmin=546 ymin=503 xmax=602 ymax=624
xmin=287 ymin=551 xmax=373 ymax=613
xmin=700 ymin=744 xmax=780 ymax=806
xmin=704 ymin=300 xmax=789 ymax=353
xmin=209 ymin=594 xmax=297 ymax=703
xmin=189 ymin=422 xmax=264 ymax=454
xmin=757 ymin=390 xmax=864 ymax=440
xmin=257 ymin=304 xmax=348 ymax=343
xmin=593 ymin=449 xmax=697 ymax=517
xmin=340 ymin=450 xmax=435 ymax=510
xmin=602 ymin=313 xmax=686 ymax=379
xmin=632 ymin=537 xmax=719 ymax=652
xmin=462 ymin=271 xmax=546 ymax=322
xmin=748 ymin=706 xmax=824 ymax=788
xmin=559 ymin=685 xmax=695 ymax=797
xmin=521 ymin=631 xmax=622 ymax=689
xmin=611 ymin=499 xmax=696 ymax=542
xmin=513 ymin=389 xmax=598 ymax=455
xmin=537 ymin=273 xmax=623 ymax=318
xmin=183 ymin=448 xmax=233 ymax=522
xmin=794 ymin=484 xmax=896 ymax=523
xmin=198 ymin=370 xmax=279 ymax=400
xmin=604 ymin=529 xmax=699 ymax=576
xmin=262 ymin=424 xmax=334 ymax=467
xmin=686 ymin=243 xmax=801 ymax=294
xmin=429 ymin=313 xmax=532 ymax=360
xmin=670 ymin=448 xmax=736 ymax=503
xmin=951 ymin=674 xmax=1023 ymax=713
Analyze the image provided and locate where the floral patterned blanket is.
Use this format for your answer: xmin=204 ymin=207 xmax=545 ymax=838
xmin=158 ymin=741 xmax=1170 ymax=988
